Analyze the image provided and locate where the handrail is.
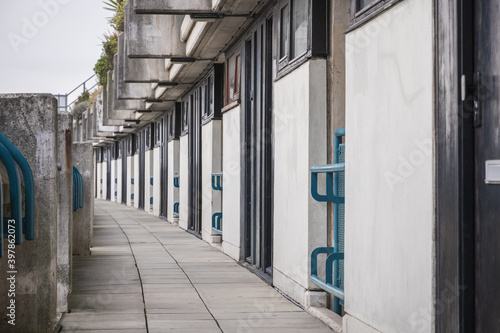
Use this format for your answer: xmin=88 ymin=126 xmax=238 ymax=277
xmin=0 ymin=131 xmax=35 ymax=241
xmin=211 ymin=172 xmax=223 ymax=191
xmin=310 ymin=163 xmax=345 ymax=204
xmin=212 ymin=213 xmax=222 ymax=233
xmin=310 ymin=247 xmax=345 ymax=300
xmin=173 ymin=202 xmax=179 ymax=215
xmin=0 ymin=171 xmax=3 ymax=257
xmin=0 ymin=142 xmax=23 ymax=245
xmin=174 ymin=174 xmax=179 ymax=188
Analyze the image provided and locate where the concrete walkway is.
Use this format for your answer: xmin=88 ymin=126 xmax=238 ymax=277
xmin=62 ymin=200 xmax=332 ymax=333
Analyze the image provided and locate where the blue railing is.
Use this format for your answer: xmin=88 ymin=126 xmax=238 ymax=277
xmin=211 ymin=172 xmax=223 ymax=191
xmin=310 ymin=128 xmax=345 ymax=315
xmin=173 ymin=174 xmax=179 ymax=188
xmin=173 ymin=202 xmax=179 ymax=217
xmin=0 ymin=131 xmax=36 ymax=256
xmin=211 ymin=172 xmax=223 ymax=233
xmin=212 ymin=212 xmax=222 ymax=234
xmin=73 ymin=166 xmax=83 ymax=212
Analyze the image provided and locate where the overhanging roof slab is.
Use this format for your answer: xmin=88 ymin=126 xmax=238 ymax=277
xmin=133 ymin=0 xmax=213 ymax=15
xmin=126 ymin=0 xmax=186 ymax=58
xmin=116 ymin=39 xmax=154 ymax=100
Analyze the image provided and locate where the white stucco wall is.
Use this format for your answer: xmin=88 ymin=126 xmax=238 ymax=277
xmin=222 ymin=106 xmax=241 ymax=260
xmin=167 ymin=140 xmax=180 ymax=223
xmin=201 ymin=120 xmax=223 ymax=243
xmin=117 ymin=158 xmax=122 ymax=203
xmin=153 ymin=147 xmax=161 ymax=216
xmin=145 ymin=149 xmax=153 ymax=213
xmin=101 ymin=161 xmax=108 ymax=200
xmin=273 ymin=59 xmax=328 ymax=306
xmin=111 ymin=159 xmax=117 ymax=202
xmin=133 ymin=154 xmax=140 ymax=209
xmin=96 ymin=161 xmax=102 ymax=199
xmin=344 ymin=0 xmax=433 ymax=332
xmin=179 ymin=135 xmax=189 ymax=230
xmin=126 ymin=155 xmax=134 ymax=206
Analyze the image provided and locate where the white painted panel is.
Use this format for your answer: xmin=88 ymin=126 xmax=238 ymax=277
xmin=344 ymin=0 xmax=433 ymax=332
xmin=273 ymin=59 xmax=327 ymax=305
xmin=167 ymin=140 xmax=180 ymax=223
xmin=179 ymin=135 xmax=189 ymax=230
xmin=110 ymin=160 xmax=117 ymax=202
xmin=133 ymin=154 xmax=140 ymax=209
xmin=127 ymin=155 xmax=135 ymax=207
xmin=153 ymin=147 xmax=161 ymax=216
xmin=222 ymin=106 xmax=241 ymax=260
xmin=117 ymin=158 xmax=123 ymax=203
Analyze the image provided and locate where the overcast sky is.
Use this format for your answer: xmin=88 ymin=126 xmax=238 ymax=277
xmin=0 ymin=0 xmax=110 ymax=97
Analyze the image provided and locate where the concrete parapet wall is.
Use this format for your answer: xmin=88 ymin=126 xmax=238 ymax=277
xmin=56 ymin=111 xmax=73 ymax=314
xmin=0 ymin=94 xmax=58 ymax=332
xmin=72 ymin=143 xmax=94 ymax=256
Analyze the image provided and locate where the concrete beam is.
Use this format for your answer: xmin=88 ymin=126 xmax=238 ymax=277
xmin=72 ymin=143 xmax=94 ymax=256
xmin=0 ymin=94 xmax=58 ymax=332
xmin=126 ymin=0 xmax=186 ymax=58
xmin=133 ymin=0 xmax=212 ymax=15
xmin=57 ymin=111 xmax=73 ymax=314
xmin=106 ymin=71 xmax=144 ymax=122
xmin=116 ymin=35 xmax=154 ymax=100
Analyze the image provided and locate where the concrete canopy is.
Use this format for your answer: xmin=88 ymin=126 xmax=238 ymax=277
xmin=126 ymin=0 xmax=187 ymax=59
xmin=116 ymin=36 xmax=154 ymax=100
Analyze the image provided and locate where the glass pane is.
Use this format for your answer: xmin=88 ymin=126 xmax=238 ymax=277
xmin=292 ymin=0 xmax=308 ymax=58
xmin=235 ymin=55 xmax=241 ymax=95
xmin=280 ymin=4 xmax=289 ymax=59
xmin=207 ymin=76 xmax=213 ymax=117
xmin=227 ymin=55 xmax=236 ymax=103
xmin=359 ymin=0 xmax=377 ymax=10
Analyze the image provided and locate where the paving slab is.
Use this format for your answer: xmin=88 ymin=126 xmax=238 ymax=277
xmin=62 ymin=200 xmax=332 ymax=332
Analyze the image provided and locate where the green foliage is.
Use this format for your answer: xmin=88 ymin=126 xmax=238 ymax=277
xmin=93 ymin=33 xmax=118 ymax=87
xmin=93 ymin=0 xmax=128 ymax=88
xmin=76 ymin=90 xmax=90 ymax=104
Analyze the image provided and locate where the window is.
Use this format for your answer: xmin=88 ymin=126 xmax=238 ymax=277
xmin=181 ymin=100 xmax=189 ymax=135
xmin=291 ymin=0 xmax=308 ymax=58
xmin=350 ymin=0 xmax=397 ymax=27
xmin=154 ymin=120 xmax=162 ymax=147
xmin=128 ymin=135 xmax=137 ymax=155
xmin=280 ymin=4 xmax=289 ymax=59
xmin=202 ymin=74 xmax=215 ymax=122
xmin=226 ymin=53 xmax=241 ymax=105
xmin=277 ymin=0 xmax=327 ymax=75
xmin=144 ymin=126 xmax=152 ymax=151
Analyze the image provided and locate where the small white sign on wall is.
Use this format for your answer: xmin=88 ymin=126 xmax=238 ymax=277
xmin=485 ymin=160 xmax=500 ymax=184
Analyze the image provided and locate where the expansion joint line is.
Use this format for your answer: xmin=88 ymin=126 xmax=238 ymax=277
xmin=108 ymin=210 xmax=150 ymax=333
xmin=132 ymin=217 xmax=224 ymax=333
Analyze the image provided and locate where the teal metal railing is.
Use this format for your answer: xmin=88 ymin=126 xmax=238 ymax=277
xmin=211 ymin=172 xmax=223 ymax=233
xmin=310 ymin=128 xmax=345 ymax=315
xmin=173 ymin=202 xmax=179 ymax=217
xmin=73 ymin=166 xmax=83 ymax=212
xmin=173 ymin=174 xmax=179 ymax=188
xmin=0 ymin=131 xmax=36 ymax=256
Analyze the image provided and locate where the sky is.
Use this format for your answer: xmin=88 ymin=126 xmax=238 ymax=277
xmin=0 ymin=0 xmax=110 ymax=99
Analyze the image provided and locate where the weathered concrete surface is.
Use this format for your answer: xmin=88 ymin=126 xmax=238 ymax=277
xmin=116 ymin=33 xmax=154 ymax=100
xmin=57 ymin=111 xmax=73 ymax=314
xmin=106 ymin=71 xmax=144 ymax=123
xmin=72 ymin=143 xmax=95 ymax=256
xmin=133 ymin=0 xmax=212 ymax=14
xmin=62 ymin=200 xmax=332 ymax=333
xmin=126 ymin=0 xmax=186 ymax=58
xmin=0 ymin=94 xmax=58 ymax=332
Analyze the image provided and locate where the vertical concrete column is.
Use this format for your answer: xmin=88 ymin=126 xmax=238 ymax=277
xmin=56 ymin=111 xmax=73 ymax=314
xmin=117 ymin=156 xmax=123 ymax=203
xmin=126 ymin=153 xmax=134 ymax=206
xmin=167 ymin=140 xmax=179 ymax=223
xmin=0 ymin=94 xmax=58 ymax=332
xmin=133 ymin=153 xmax=139 ymax=209
xmin=201 ymin=120 xmax=222 ymax=243
xmin=72 ymin=143 xmax=95 ymax=256
xmin=178 ymin=135 xmax=189 ymax=230
xmin=152 ymin=146 xmax=161 ymax=216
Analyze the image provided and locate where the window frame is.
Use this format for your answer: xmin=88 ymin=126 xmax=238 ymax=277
xmin=154 ymin=119 xmax=162 ymax=148
xmin=225 ymin=51 xmax=242 ymax=106
xmin=348 ymin=0 xmax=402 ymax=29
xmin=180 ymin=99 xmax=189 ymax=136
xmin=276 ymin=0 xmax=328 ymax=79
